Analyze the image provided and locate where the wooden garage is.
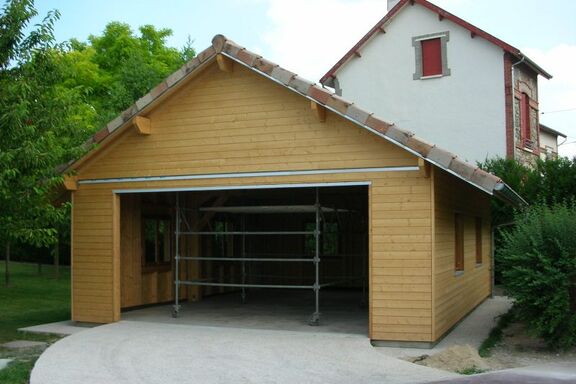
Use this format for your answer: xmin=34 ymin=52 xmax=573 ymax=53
xmin=62 ymin=35 xmax=524 ymax=345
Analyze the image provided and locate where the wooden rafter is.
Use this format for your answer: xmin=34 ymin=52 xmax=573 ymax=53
xmin=133 ymin=116 xmax=151 ymax=135
xmin=217 ymin=54 xmax=234 ymax=73
xmin=63 ymin=175 xmax=78 ymax=191
xmin=310 ymin=101 xmax=326 ymax=123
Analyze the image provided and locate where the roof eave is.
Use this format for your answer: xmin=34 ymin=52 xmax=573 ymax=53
xmin=494 ymin=182 xmax=528 ymax=208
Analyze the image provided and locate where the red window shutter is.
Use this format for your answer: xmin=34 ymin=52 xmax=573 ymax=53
xmin=422 ymin=38 xmax=442 ymax=76
xmin=520 ymin=93 xmax=531 ymax=140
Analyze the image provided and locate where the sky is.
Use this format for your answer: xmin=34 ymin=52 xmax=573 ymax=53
xmin=35 ymin=0 xmax=576 ymax=158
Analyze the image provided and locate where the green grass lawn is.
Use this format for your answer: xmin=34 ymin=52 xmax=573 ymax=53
xmin=0 ymin=262 xmax=70 ymax=383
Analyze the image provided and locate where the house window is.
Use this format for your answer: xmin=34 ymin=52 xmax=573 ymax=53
xmin=143 ymin=217 xmax=172 ymax=267
xmin=475 ymin=217 xmax=482 ymax=265
xmin=454 ymin=213 xmax=464 ymax=272
xmin=520 ymin=92 xmax=532 ymax=148
xmin=422 ymin=38 xmax=442 ymax=76
xmin=413 ymin=32 xmax=451 ymax=80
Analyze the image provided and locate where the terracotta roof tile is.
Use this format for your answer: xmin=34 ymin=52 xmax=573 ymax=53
xmin=346 ymin=104 xmax=372 ymax=125
xmin=222 ymin=40 xmax=243 ymax=57
xmin=325 ymin=94 xmax=351 ymax=115
xmin=236 ymin=49 xmax=260 ymax=66
xmin=149 ymin=81 xmax=169 ymax=99
xmin=106 ymin=116 xmax=124 ymax=133
xmin=253 ymin=57 xmax=278 ymax=75
xmin=289 ymin=76 xmax=313 ymax=95
xmin=405 ymin=136 xmax=434 ymax=157
xmin=385 ymin=126 xmax=414 ymax=146
xmin=197 ymin=46 xmax=216 ymax=63
xmin=136 ymin=92 xmax=154 ymax=111
xmin=306 ymin=86 xmax=330 ymax=105
xmin=121 ymin=105 xmax=139 ymax=121
xmin=166 ymin=67 xmax=186 ymax=87
xmin=448 ymin=157 xmax=476 ymax=180
xmin=271 ymin=66 xmax=296 ymax=85
xmin=211 ymin=35 xmax=227 ymax=52
xmin=471 ymin=168 xmax=500 ymax=192
xmin=365 ymin=115 xmax=392 ymax=134
xmin=427 ymin=146 xmax=455 ymax=168
xmin=93 ymin=128 xmax=109 ymax=143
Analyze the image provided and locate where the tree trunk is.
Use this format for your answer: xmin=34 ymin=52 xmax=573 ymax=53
xmin=5 ymin=242 xmax=10 ymax=287
xmin=54 ymin=240 xmax=60 ymax=280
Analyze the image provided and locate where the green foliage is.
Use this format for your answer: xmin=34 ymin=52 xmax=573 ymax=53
xmin=456 ymin=367 xmax=487 ymax=375
xmin=480 ymin=157 xmax=576 ymax=225
xmin=499 ymin=203 xmax=576 ymax=349
xmin=0 ymin=0 xmax=88 ymax=249
xmin=0 ymin=360 xmax=35 ymax=384
xmin=0 ymin=262 xmax=69 ymax=383
xmin=61 ymin=22 xmax=195 ymax=126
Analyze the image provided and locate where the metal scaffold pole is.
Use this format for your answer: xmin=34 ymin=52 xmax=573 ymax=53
xmin=310 ymin=187 xmax=321 ymax=326
xmin=172 ymin=192 xmax=181 ymax=317
xmin=241 ymin=215 xmax=247 ymax=304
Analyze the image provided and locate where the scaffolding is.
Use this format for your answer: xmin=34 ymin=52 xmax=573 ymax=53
xmin=171 ymin=188 xmax=354 ymax=325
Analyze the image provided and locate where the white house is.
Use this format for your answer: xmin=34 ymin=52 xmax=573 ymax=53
xmin=320 ymin=0 xmax=556 ymax=165
xmin=539 ymin=124 xmax=566 ymax=160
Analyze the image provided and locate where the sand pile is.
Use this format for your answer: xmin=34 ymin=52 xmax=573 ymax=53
xmin=407 ymin=344 xmax=490 ymax=373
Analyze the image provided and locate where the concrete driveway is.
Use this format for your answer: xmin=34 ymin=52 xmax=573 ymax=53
xmin=31 ymin=321 xmax=457 ymax=384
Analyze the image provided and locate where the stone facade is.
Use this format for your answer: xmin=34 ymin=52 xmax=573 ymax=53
xmin=512 ymin=64 xmax=540 ymax=166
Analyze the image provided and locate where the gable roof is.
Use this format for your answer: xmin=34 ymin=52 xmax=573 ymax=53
xmin=320 ymin=0 xmax=552 ymax=86
xmin=540 ymin=124 xmax=567 ymax=139
xmin=64 ymin=34 xmax=526 ymax=207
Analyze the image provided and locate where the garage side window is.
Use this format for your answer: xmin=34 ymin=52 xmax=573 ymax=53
xmin=454 ymin=213 xmax=464 ymax=272
xmin=475 ymin=217 xmax=483 ymax=265
xmin=143 ymin=217 xmax=172 ymax=266
xmin=413 ymin=32 xmax=451 ymax=80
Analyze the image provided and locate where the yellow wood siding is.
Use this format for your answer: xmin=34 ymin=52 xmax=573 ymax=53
xmin=71 ymin=62 xmax=436 ymax=342
xmin=433 ymin=168 xmax=492 ymax=339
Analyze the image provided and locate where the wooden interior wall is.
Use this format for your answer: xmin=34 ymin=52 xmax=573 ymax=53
xmin=71 ymin=60 xmax=438 ymax=341
xmin=120 ymin=194 xmax=142 ymax=307
xmin=433 ymin=168 xmax=492 ymax=340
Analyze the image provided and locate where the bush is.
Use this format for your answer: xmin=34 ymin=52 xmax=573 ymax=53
xmin=500 ymin=203 xmax=576 ymax=349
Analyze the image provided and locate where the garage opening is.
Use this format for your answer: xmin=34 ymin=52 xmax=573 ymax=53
xmin=120 ymin=184 xmax=369 ymax=334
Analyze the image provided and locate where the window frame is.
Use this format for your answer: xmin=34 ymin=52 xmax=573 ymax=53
xmin=413 ymin=31 xmax=451 ymax=80
xmin=142 ymin=215 xmax=173 ymax=272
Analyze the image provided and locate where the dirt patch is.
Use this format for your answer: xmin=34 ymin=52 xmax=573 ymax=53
xmin=406 ymin=345 xmax=489 ymax=373
xmin=485 ymin=321 xmax=576 ymax=370
xmin=405 ymin=322 xmax=576 ymax=375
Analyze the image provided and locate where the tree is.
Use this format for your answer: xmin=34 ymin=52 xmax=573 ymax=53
xmin=480 ymin=157 xmax=576 ymax=225
xmin=499 ymin=203 xmax=576 ymax=349
xmin=0 ymin=0 xmax=88 ymax=285
xmin=61 ymin=22 xmax=195 ymax=127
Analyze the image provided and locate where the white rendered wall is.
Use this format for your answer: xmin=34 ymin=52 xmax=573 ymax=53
xmin=540 ymin=131 xmax=558 ymax=154
xmin=335 ymin=4 xmax=507 ymax=164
